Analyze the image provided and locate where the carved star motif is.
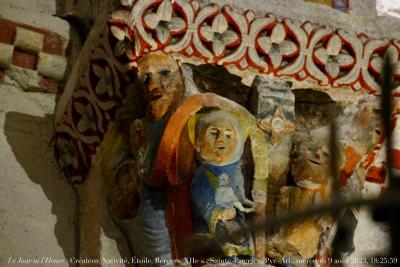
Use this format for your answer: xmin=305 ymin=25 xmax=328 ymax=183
xmin=258 ymin=106 xmax=295 ymax=144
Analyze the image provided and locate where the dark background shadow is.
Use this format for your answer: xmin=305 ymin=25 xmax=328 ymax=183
xmin=4 ymin=111 xmax=76 ymax=266
xmin=4 ymin=111 xmax=133 ymax=267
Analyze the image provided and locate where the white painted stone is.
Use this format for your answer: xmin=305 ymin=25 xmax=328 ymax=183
xmin=78 ymin=165 xmax=131 ymax=266
xmin=344 ymin=209 xmax=390 ymax=267
xmin=350 ymin=0 xmax=377 ymax=17
xmin=14 ymin=27 xmax=44 ymax=53
xmin=0 ymin=0 xmax=56 ymax=15
xmin=37 ymin=53 xmax=67 ymax=80
xmin=0 ymin=84 xmax=75 ymax=266
xmin=377 ymin=0 xmax=400 ymax=18
xmin=0 ymin=43 xmax=13 ymax=69
xmin=0 ymin=2 xmax=69 ymax=41
xmin=4 ymin=67 xmax=40 ymax=92
xmin=200 ymin=0 xmax=400 ymax=39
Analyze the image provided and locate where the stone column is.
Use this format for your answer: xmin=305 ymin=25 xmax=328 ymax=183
xmin=250 ymin=76 xmax=295 ymax=223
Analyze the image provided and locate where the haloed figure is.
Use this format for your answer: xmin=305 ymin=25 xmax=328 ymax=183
xmin=190 ymin=109 xmax=256 ymax=260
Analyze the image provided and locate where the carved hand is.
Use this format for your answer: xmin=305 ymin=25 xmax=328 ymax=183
xmin=243 ymin=198 xmax=255 ymax=207
xmin=234 ymin=202 xmax=254 ymax=213
xmin=253 ymin=202 xmax=266 ymax=215
xmin=219 ymin=208 xmax=236 ymax=221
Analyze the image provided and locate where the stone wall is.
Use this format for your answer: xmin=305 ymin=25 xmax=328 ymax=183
xmin=377 ymin=0 xmax=400 ymax=18
xmin=0 ymin=1 xmax=76 ymax=266
xmin=14 ymin=1 xmax=165 ymax=267
xmin=0 ymin=1 xmax=69 ymax=93
xmin=0 ymin=0 xmax=57 ymax=15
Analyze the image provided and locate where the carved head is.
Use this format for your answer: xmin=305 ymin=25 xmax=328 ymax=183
xmin=195 ymin=110 xmax=244 ymax=166
xmin=137 ymin=52 xmax=184 ymax=120
xmin=290 ymin=133 xmax=331 ymax=190
xmin=218 ymin=173 xmax=230 ymax=186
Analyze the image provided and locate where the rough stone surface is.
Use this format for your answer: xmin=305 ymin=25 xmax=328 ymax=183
xmin=284 ymin=220 xmax=323 ymax=259
xmin=191 ymin=64 xmax=252 ymax=107
xmin=249 ymin=76 xmax=295 ymax=220
xmin=201 ymin=0 xmax=400 ymax=39
xmin=0 ymin=0 xmax=56 ymax=15
xmin=57 ymin=0 xmax=101 ymax=30
xmin=350 ymin=0 xmax=377 ymax=17
xmin=79 ymin=165 xmax=133 ymax=267
xmin=0 ymin=3 xmax=69 ymax=93
xmin=0 ymin=70 xmax=4 ymax=83
xmin=377 ymin=0 xmax=400 ymax=18
xmin=0 ymin=2 xmax=69 ymax=41
xmin=14 ymin=27 xmax=44 ymax=53
xmin=0 ymin=83 xmax=75 ymax=266
xmin=349 ymin=209 xmax=390 ymax=266
xmin=0 ymin=43 xmax=13 ymax=68
xmin=11 ymin=50 xmax=37 ymax=70
xmin=37 ymin=53 xmax=67 ymax=80
xmin=4 ymin=67 xmax=40 ymax=91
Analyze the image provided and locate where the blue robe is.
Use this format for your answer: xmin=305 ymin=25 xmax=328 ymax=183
xmin=117 ymin=116 xmax=173 ymax=266
xmin=190 ymin=161 xmax=254 ymax=256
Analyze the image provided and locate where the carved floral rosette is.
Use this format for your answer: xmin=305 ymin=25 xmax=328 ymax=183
xmin=54 ymin=0 xmax=400 ymax=183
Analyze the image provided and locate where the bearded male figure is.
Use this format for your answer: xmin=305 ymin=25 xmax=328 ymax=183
xmin=105 ymin=51 xmax=185 ymax=266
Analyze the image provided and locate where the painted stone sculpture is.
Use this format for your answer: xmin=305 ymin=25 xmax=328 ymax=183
xmin=102 ymin=52 xmax=270 ymax=262
xmin=264 ymin=94 xmax=385 ymax=263
xmin=265 ymin=131 xmax=333 ymax=261
xmin=250 ymin=76 xmax=295 ymax=222
xmin=151 ymin=93 xmax=269 ymax=259
xmin=190 ymin=109 xmax=255 ymax=258
xmin=105 ymin=51 xmax=185 ymax=265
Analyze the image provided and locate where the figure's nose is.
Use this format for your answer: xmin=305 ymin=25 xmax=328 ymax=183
xmin=216 ymin=132 xmax=225 ymax=144
xmin=148 ymin=81 xmax=159 ymax=92
xmin=147 ymin=76 xmax=160 ymax=92
xmin=315 ymin=149 xmax=321 ymax=160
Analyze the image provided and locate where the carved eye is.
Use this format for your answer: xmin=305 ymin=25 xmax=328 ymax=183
xmin=208 ymin=129 xmax=218 ymax=137
xmin=142 ymin=73 xmax=150 ymax=85
xmin=307 ymin=147 xmax=317 ymax=153
xmin=159 ymin=69 xmax=171 ymax=77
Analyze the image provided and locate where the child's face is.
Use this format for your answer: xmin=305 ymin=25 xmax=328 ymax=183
xmin=197 ymin=119 xmax=240 ymax=165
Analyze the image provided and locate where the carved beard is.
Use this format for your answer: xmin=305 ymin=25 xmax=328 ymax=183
xmin=149 ymin=95 xmax=173 ymax=120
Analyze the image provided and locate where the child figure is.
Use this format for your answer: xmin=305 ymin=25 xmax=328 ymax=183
xmin=190 ymin=109 xmax=255 ymax=258
xmin=215 ymin=173 xmax=254 ymax=214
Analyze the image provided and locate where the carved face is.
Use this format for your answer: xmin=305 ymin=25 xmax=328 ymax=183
xmin=196 ymin=111 xmax=242 ymax=166
xmin=290 ymin=137 xmax=331 ymax=189
xmin=218 ymin=173 xmax=230 ymax=186
xmin=137 ymin=52 xmax=184 ymax=120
